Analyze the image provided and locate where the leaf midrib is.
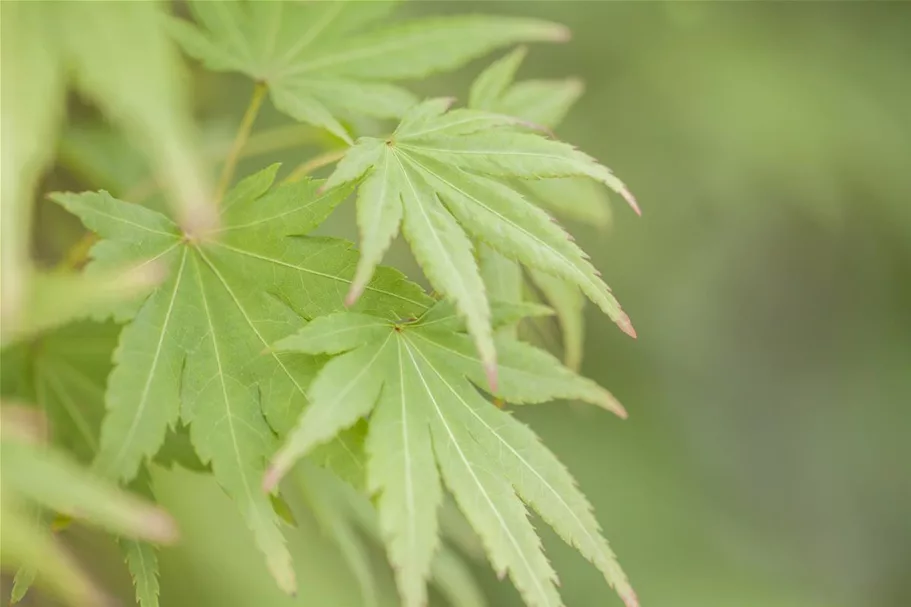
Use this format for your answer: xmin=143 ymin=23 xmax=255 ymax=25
xmin=400 ymin=338 xmax=553 ymax=607
xmin=399 ymin=150 xmax=606 ymax=302
xmin=105 ymin=247 xmax=188 ymax=479
xmin=407 ymin=336 xmax=605 ymax=567
xmin=210 ymin=240 xmax=429 ymax=310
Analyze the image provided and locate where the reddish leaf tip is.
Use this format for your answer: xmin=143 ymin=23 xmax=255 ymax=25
xmin=550 ymin=24 xmax=572 ymax=42
xmin=344 ymin=283 xmax=364 ymax=308
xmin=618 ymin=312 xmax=637 ymax=339
xmin=484 ymin=361 xmax=499 ymax=393
xmin=262 ymin=464 xmax=282 ymax=493
xmin=620 ymin=186 xmax=642 ymax=216
xmin=620 ymin=588 xmax=640 ymax=607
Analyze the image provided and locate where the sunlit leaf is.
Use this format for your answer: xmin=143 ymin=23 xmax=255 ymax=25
xmin=266 ymin=302 xmax=635 ymax=607
xmin=51 ymin=166 xmax=431 ymax=595
xmin=168 ymin=0 xmax=568 ymax=141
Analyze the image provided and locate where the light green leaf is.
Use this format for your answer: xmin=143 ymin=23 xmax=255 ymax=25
xmin=268 ymin=303 xmax=636 ymax=607
xmin=322 ymin=137 xmax=385 ymax=191
xmin=327 ymin=100 xmax=636 ymax=370
xmin=411 ymin=329 xmax=627 ymax=418
xmin=265 ymin=335 xmax=393 ymax=487
xmin=9 ymin=563 xmax=37 ymax=605
xmin=469 ymin=47 xmax=529 ymax=112
xmin=404 ymin=339 xmax=562 ymax=607
xmin=52 ymin=166 xmax=431 ymax=595
xmin=519 ymin=177 xmax=613 ymax=228
xmin=430 ymin=546 xmax=490 ymax=607
xmin=413 ymin=340 xmax=636 ymax=606
xmin=498 ymin=79 xmax=584 ymax=130
xmin=122 ymin=539 xmax=160 ymax=607
xmin=408 ymin=155 xmax=632 ymax=334
xmin=528 ymin=270 xmax=586 ymax=371
xmin=398 ymin=160 xmax=497 ymax=384
xmin=169 ymin=0 xmax=567 ymax=139
xmin=468 ymin=47 xmax=620 ymax=369
xmin=348 ymin=147 xmax=404 ymax=304
xmin=405 ymin=131 xmax=636 ymax=210
xmin=366 ymin=337 xmax=443 ymax=607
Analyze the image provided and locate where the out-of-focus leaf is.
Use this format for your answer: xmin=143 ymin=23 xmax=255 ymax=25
xmin=168 ymin=0 xmax=568 ymax=141
xmin=0 ymin=2 xmax=66 ymax=333
xmin=0 ymin=266 xmax=164 ymax=349
xmin=58 ymin=2 xmax=216 ymax=235
xmin=0 ymin=435 xmax=177 ymax=544
xmin=0 ymin=498 xmax=102 ymax=607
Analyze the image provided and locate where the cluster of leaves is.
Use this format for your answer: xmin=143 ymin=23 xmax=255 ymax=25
xmin=2 ymin=2 xmax=641 ymax=607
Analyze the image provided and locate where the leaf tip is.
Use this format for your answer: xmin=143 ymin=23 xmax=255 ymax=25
xmin=142 ymin=507 xmax=179 ymax=545
xmin=620 ymin=587 xmax=640 ymax=607
xmin=262 ymin=463 xmax=284 ymax=493
xmin=548 ymin=23 xmax=572 ymax=42
xmin=617 ymin=311 xmax=637 ymax=339
xmin=620 ymin=186 xmax=641 ymax=216
xmin=344 ymin=283 xmax=365 ymax=307
xmin=484 ymin=360 xmax=499 ymax=393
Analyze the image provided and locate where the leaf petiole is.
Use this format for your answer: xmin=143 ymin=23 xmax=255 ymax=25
xmin=283 ymin=148 xmax=347 ymax=184
xmin=214 ymin=82 xmax=268 ymax=205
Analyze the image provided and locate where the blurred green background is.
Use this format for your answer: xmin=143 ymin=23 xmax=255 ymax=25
xmin=6 ymin=2 xmax=910 ymax=606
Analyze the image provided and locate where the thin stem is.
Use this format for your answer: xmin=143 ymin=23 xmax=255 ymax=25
xmin=214 ymin=82 xmax=268 ymax=205
xmin=58 ymin=233 xmax=99 ymax=270
xmin=282 ymin=148 xmax=347 ymax=184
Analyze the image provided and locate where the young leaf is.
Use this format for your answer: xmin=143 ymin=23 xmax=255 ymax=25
xmin=324 ymin=100 xmax=636 ymax=376
xmin=267 ymin=302 xmax=636 ymax=607
xmin=469 ymin=48 xmax=633 ymax=367
xmin=122 ymin=540 xmax=160 ymax=607
xmin=168 ymin=0 xmax=568 ymax=140
xmin=51 ymin=166 xmax=431 ymax=595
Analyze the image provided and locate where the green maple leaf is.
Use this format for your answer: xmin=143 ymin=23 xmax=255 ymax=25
xmin=469 ymin=46 xmax=641 ymax=370
xmin=264 ymin=303 xmax=636 ymax=607
xmin=167 ymin=0 xmax=569 ymax=143
xmin=50 ymin=165 xmax=431 ymax=595
xmin=321 ymin=98 xmax=638 ymax=385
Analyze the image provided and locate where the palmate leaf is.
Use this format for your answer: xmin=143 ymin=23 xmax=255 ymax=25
xmin=265 ymin=303 xmax=636 ymax=607
xmin=50 ymin=166 xmax=431 ymax=595
xmin=469 ymin=47 xmax=637 ymax=369
xmin=167 ymin=0 xmax=569 ymax=143
xmin=323 ymin=99 xmax=638 ymax=384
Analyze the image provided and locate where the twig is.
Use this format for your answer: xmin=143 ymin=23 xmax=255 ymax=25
xmin=282 ymin=148 xmax=347 ymax=184
xmin=214 ymin=82 xmax=268 ymax=205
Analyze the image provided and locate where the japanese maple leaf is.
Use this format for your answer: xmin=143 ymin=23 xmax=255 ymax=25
xmin=321 ymin=98 xmax=638 ymax=388
xmin=50 ymin=165 xmax=431 ymax=594
xmin=167 ymin=0 xmax=569 ymax=142
xmin=264 ymin=302 xmax=638 ymax=607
